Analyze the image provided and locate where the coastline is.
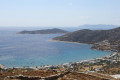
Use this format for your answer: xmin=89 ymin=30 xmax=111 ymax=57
xmin=50 ymin=39 xmax=116 ymax=64
xmin=51 ymin=39 xmax=115 ymax=52
xmin=50 ymin=39 xmax=113 ymax=52
xmin=49 ymin=39 xmax=92 ymax=45
xmin=1 ymin=40 xmax=115 ymax=69
xmin=73 ymin=51 xmax=116 ymax=64
xmin=0 ymin=39 xmax=114 ymax=69
xmin=1 ymin=52 xmax=115 ymax=69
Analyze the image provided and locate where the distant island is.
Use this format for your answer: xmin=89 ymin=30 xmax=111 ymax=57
xmin=18 ymin=28 xmax=68 ymax=34
xmin=53 ymin=27 xmax=120 ymax=51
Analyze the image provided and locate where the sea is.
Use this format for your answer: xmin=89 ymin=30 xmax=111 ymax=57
xmin=0 ymin=28 xmax=112 ymax=67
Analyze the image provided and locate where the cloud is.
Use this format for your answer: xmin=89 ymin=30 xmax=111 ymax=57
xmin=79 ymin=16 xmax=92 ymax=19
xmin=68 ymin=3 xmax=73 ymax=6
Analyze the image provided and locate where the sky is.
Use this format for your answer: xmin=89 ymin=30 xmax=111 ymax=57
xmin=0 ymin=0 xmax=120 ymax=27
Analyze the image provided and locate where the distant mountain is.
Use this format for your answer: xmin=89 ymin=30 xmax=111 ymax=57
xmin=18 ymin=28 xmax=68 ymax=34
xmin=78 ymin=24 xmax=117 ymax=30
xmin=53 ymin=27 xmax=120 ymax=51
xmin=57 ymin=24 xmax=118 ymax=32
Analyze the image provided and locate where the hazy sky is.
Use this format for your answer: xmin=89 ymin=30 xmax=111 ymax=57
xmin=0 ymin=0 xmax=120 ymax=27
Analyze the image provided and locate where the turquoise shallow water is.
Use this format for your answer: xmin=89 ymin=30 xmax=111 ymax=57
xmin=0 ymin=32 xmax=112 ymax=67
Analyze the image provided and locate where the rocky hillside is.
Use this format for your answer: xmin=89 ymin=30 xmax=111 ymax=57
xmin=53 ymin=27 xmax=120 ymax=51
xmin=1 ymin=69 xmax=115 ymax=80
xmin=18 ymin=28 xmax=68 ymax=34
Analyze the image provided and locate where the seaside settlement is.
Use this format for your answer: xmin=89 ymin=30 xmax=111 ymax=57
xmin=1 ymin=51 xmax=120 ymax=80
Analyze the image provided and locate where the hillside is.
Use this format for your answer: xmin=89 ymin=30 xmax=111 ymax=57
xmin=18 ymin=28 xmax=68 ymax=34
xmin=53 ymin=27 xmax=120 ymax=51
xmin=1 ymin=69 xmax=115 ymax=80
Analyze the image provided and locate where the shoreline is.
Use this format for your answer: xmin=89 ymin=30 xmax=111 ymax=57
xmin=1 ymin=51 xmax=114 ymax=69
xmin=49 ymin=39 xmax=92 ymax=45
xmin=1 ymin=52 xmax=115 ymax=69
xmin=50 ymin=39 xmax=112 ymax=52
xmin=0 ymin=39 xmax=114 ymax=69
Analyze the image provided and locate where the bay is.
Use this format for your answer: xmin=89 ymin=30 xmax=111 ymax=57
xmin=0 ymin=31 xmax=112 ymax=67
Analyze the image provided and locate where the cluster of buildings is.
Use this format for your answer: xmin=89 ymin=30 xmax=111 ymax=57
xmin=91 ymin=40 xmax=118 ymax=52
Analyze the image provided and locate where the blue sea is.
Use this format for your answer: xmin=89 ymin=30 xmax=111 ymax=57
xmin=0 ymin=29 xmax=112 ymax=67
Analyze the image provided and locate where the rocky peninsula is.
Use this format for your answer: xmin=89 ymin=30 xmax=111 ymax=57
xmin=53 ymin=27 xmax=120 ymax=51
xmin=18 ymin=28 xmax=68 ymax=34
